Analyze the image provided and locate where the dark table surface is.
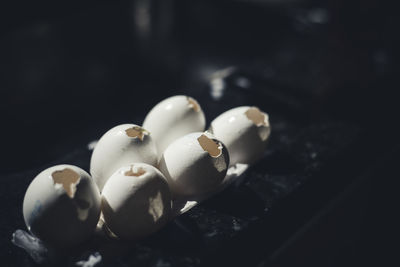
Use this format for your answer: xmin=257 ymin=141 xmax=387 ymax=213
xmin=1 ymin=1 xmax=399 ymax=266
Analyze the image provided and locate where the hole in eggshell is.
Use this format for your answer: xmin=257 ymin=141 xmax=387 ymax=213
xmin=52 ymin=168 xmax=81 ymax=198
xmin=125 ymin=166 xmax=146 ymax=177
xmin=125 ymin=126 xmax=148 ymax=141
xmin=197 ymin=134 xmax=222 ymax=158
xmin=187 ymin=97 xmax=200 ymax=112
xmin=245 ymin=107 xmax=267 ymax=127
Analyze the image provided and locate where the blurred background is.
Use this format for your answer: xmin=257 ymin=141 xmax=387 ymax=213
xmin=0 ymin=0 xmax=398 ymax=266
xmin=1 ymin=0 xmax=398 ymax=173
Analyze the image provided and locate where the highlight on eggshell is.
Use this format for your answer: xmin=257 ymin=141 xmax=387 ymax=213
xmin=143 ymin=95 xmax=206 ymax=157
xmin=159 ymin=132 xmax=229 ymax=198
xmin=23 ymin=165 xmax=101 ymax=247
xmin=209 ymin=106 xmax=271 ymax=165
xmin=101 ymin=163 xmax=172 ymax=240
xmin=90 ymin=124 xmax=158 ymax=191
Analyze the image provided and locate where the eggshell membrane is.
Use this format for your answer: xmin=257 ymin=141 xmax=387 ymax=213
xmin=23 ymin=165 xmax=101 ymax=247
xmin=143 ymin=95 xmax=206 ymax=157
xmin=90 ymin=124 xmax=158 ymax=191
xmin=209 ymin=106 xmax=271 ymax=165
xmin=159 ymin=132 xmax=229 ymax=198
xmin=101 ymin=163 xmax=171 ymax=240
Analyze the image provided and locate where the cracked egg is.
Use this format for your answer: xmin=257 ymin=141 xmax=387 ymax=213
xmin=209 ymin=106 xmax=271 ymax=165
xmin=159 ymin=132 xmax=229 ymax=197
xmin=101 ymin=163 xmax=171 ymax=240
xmin=22 ymin=165 xmax=101 ymax=246
xmin=90 ymin=124 xmax=158 ymax=191
xmin=143 ymin=95 xmax=206 ymax=157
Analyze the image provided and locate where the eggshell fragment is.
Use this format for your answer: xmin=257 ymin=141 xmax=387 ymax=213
xmin=159 ymin=132 xmax=229 ymax=198
xmin=90 ymin=124 xmax=158 ymax=191
xmin=209 ymin=106 xmax=271 ymax=165
xmin=23 ymin=165 xmax=101 ymax=246
xmin=143 ymin=95 xmax=206 ymax=157
xmin=101 ymin=163 xmax=171 ymax=240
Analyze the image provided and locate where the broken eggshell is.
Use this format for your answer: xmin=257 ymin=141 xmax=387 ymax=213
xmin=159 ymin=132 xmax=229 ymax=198
xmin=143 ymin=95 xmax=206 ymax=157
xmin=209 ymin=106 xmax=271 ymax=165
xmin=101 ymin=163 xmax=171 ymax=240
xmin=23 ymin=165 xmax=101 ymax=247
xmin=90 ymin=124 xmax=158 ymax=191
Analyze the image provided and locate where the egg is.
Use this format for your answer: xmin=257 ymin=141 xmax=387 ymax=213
xmin=143 ymin=95 xmax=206 ymax=156
xmin=209 ymin=106 xmax=271 ymax=165
xmin=22 ymin=165 xmax=101 ymax=246
xmin=159 ymin=132 xmax=229 ymax=197
xmin=101 ymin=163 xmax=171 ymax=239
xmin=90 ymin=124 xmax=158 ymax=191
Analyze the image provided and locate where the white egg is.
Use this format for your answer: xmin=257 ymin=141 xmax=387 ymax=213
xmin=159 ymin=132 xmax=229 ymax=198
xmin=101 ymin=163 xmax=171 ymax=240
xmin=23 ymin=165 xmax=101 ymax=246
xmin=209 ymin=106 xmax=271 ymax=165
xmin=143 ymin=95 xmax=206 ymax=157
xmin=90 ymin=124 xmax=158 ymax=191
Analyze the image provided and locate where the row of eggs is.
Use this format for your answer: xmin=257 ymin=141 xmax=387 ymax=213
xmin=23 ymin=95 xmax=271 ymax=246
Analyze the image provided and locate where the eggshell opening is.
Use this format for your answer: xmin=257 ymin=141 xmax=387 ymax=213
xmin=51 ymin=168 xmax=81 ymax=198
xmin=125 ymin=126 xmax=148 ymax=141
xmin=187 ymin=97 xmax=200 ymax=112
xmin=124 ymin=166 xmax=146 ymax=177
xmin=197 ymin=134 xmax=222 ymax=158
xmin=245 ymin=107 xmax=267 ymax=126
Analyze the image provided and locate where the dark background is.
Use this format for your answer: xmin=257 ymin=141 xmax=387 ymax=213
xmin=0 ymin=0 xmax=399 ymax=266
